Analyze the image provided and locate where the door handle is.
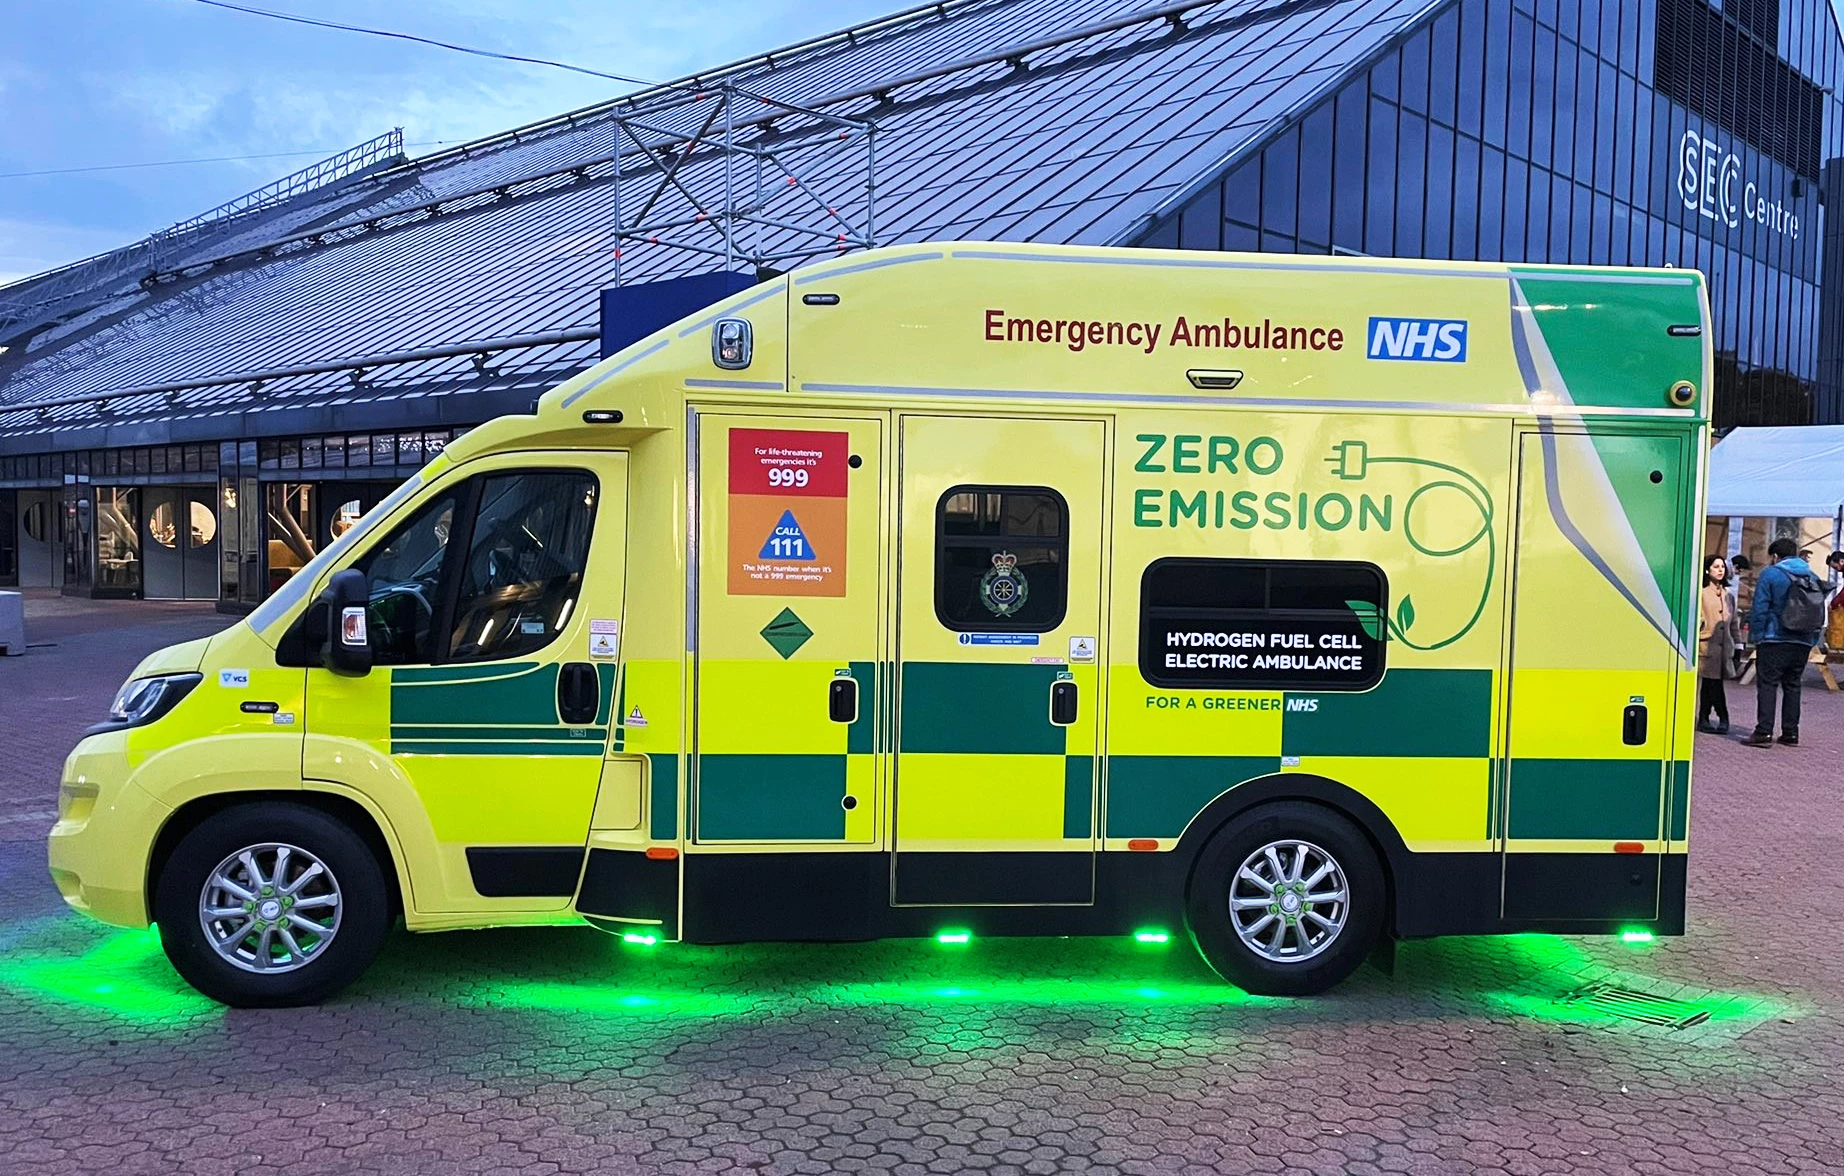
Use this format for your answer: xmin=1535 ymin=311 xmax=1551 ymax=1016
xmin=829 ymin=675 xmax=858 ymax=723
xmin=1050 ymin=680 xmax=1078 ymax=727
xmin=1622 ymin=703 xmax=1647 ymax=746
xmin=558 ymin=662 xmax=599 ymax=726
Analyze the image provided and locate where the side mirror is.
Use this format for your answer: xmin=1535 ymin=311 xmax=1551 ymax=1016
xmin=319 ymin=568 xmax=373 ymax=676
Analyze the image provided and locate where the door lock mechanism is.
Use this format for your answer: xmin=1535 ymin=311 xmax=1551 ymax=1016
xmin=558 ymin=662 xmax=599 ymax=726
xmin=829 ymin=675 xmax=859 ymax=723
xmin=1622 ymin=703 xmax=1647 ymax=746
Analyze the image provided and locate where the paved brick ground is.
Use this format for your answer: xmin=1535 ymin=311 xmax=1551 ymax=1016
xmin=3 ymin=599 xmax=1843 ymax=1174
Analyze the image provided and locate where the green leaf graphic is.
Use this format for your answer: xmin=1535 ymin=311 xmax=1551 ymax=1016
xmin=1396 ymin=595 xmax=1416 ymax=633
xmin=1345 ymin=600 xmax=1385 ymax=642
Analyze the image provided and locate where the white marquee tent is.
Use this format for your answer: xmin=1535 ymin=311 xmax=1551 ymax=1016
xmin=1705 ymin=425 xmax=1844 ymax=522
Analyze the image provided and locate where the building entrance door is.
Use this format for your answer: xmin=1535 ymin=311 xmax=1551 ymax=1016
xmin=16 ymin=490 xmax=57 ymax=588
xmin=0 ymin=490 xmax=15 ymax=587
xmin=143 ymin=487 xmax=220 ymax=600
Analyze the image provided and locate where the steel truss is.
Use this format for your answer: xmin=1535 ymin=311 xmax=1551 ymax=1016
xmin=606 ymin=82 xmax=877 ymax=281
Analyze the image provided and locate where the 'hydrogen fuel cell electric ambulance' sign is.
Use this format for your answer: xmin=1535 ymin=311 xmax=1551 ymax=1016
xmin=47 ymin=243 xmax=1710 ymax=1006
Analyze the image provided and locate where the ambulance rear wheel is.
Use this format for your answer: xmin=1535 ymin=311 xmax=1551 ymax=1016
xmin=154 ymin=802 xmax=390 ymax=1008
xmin=1186 ymin=802 xmax=1384 ymax=996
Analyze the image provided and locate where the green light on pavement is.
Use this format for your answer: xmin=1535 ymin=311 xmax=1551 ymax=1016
xmin=1619 ymin=929 xmax=1655 ymax=945
xmin=1133 ymin=929 xmax=1171 ymax=945
xmin=935 ymin=930 xmax=971 ymax=945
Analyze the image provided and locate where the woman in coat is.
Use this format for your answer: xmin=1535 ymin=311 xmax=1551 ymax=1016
xmin=1699 ymin=553 xmax=1741 ymax=734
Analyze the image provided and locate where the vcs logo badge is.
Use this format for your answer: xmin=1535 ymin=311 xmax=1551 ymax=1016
xmin=1365 ymin=317 xmax=1468 ymax=362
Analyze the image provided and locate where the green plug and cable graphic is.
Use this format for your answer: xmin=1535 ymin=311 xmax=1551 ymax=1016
xmin=1324 ymin=440 xmax=1497 ymax=652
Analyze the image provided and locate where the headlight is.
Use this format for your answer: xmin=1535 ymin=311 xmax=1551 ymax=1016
xmin=91 ymin=673 xmax=202 ymax=734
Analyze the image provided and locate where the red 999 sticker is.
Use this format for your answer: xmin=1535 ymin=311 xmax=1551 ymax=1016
xmin=728 ymin=428 xmax=849 ymax=597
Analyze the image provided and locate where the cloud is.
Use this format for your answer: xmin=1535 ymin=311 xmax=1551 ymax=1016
xmin=0 ymin=0 xmax=897 ymax=276
xmin=0 ymin=216 xmax=148 ymax=286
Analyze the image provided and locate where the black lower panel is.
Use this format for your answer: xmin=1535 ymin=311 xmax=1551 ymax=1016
xmin=1392 ymin=851 xmax=1503 ymax=937
xmin=1397 ymin=851 xmax=1684 ymax=936
xmin=1503 ymin=852 xmax=1661 ymax=922
xmin=682 ymin=851 xmax=1188 ymax=944
xmin=465 ymin=847 xmax=584 ymax=897
xmin=676 ymin=848 xmax=1688 ymax=943
xmin=575 ymin=849 xmax=680 ymax=937
xmin=893 ymin=851 xmax=1093 ymax=905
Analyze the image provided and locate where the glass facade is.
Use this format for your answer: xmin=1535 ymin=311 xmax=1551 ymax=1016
xmin=1137 ymin=0 xmax=1844 ymax=429
xmin=0 ymin=427 xmax=462 ymax=606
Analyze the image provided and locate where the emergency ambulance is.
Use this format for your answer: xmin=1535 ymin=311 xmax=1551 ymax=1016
xmin=48 ymin=243 xmax=1710 ymax=1007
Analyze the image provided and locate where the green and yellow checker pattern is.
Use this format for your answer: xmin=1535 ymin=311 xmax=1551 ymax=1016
xmin=693 ymin=658 xmax=879 ymax=842
xmin=1103 ymin=668 xmax=1495 ymax=851
xmin=893 ymin=661 xmax=1100 ymax=849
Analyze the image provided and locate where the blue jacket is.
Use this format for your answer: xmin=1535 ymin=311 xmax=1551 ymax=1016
xmin=1749 ymin=557 xmax=1823 ymax=645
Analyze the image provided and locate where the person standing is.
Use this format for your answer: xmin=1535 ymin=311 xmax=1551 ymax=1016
xmin=1697 ymin=554 xmax=1739 ymax=734
xmin=1743 ymin=538 xmax=1827 ymax=747
xmin=1828 ymin=550 xmax=1844 ymax=651
xmin=1731 ymin=554 xmax=1756 ymax=641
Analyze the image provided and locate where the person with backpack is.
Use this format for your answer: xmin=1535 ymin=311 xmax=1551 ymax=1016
xmin=1743 ymin=538 xmax=1827 ymax=747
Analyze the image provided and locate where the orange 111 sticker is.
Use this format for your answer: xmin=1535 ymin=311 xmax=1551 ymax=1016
xmin=728 ymin=427 xmax=849 ymax=597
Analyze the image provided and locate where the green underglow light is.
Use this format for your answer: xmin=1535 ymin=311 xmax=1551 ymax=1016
xmin=1619 ymin=929 xmax=1656 ymax=945
xmin=621 ymin=932 xmax=659 ymax=947
xmin=1133 ymin=929 xmax=1171 ymax=945
xmin=0 ymin=924 xmax=218 ymax=1028
xmin=935 ymin=930 xmax=972 ymax=945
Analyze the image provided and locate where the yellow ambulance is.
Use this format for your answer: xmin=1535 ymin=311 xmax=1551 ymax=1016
xmin=47 ymin=243 xmax=1710 ymax=1006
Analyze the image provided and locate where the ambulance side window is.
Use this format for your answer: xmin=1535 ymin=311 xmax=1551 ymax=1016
xmin=445 ymin=471 xmax=597 ymax=662
xmin=935 ymin=486 xmax=1068 ymax=632
xmin=1138 ymin=558 xmax=1388 ymax=691
xmin=353 ymin=492 xmax=460 ymax=666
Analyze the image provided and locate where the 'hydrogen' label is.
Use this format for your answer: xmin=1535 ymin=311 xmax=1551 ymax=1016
xmin=1366 ymin=317 xmax=1468 ymax=362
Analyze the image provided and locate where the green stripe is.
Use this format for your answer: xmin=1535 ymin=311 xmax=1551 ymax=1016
xmin=1486 ymin=758 xmax=1502 ymax=839
xmin=1668 ymin=760 xmax=1690 ymax=841
xmin=649 ymin=753 xmax=678 ymax=840
xmin=393 ymin=662 xmax=539 ymax=684
xmin=1106 ymin=755 xmax=1279 ymax=840
xmin=392 ymin=740 xmax=607 ymax=756
xmin=1507 ymin=759 xmax=1663 ymax=840
xmin=1282 ymin=669 xmax=1492 ymax=758
xmin=696 ymin=754 xmax=846 ymax=841
xmin=611 ymin=672 xmax=626 ymax=753
xmin=1512 ymin=270 xmax=1707 ymax=414
xmin=595 ymin=662 xmax=618 ymax=727
xmin=1063 ymin=755 xmax=1093 ymax=839
xmin=847 ymin=660 xmax=877 ymax=754
xmin=390 ymin=726 xmax=606 ymax=741
xmin=901 ymin=662 xmax=1065 ymax=755
xmin=392 ymin=663 xmax=559 ymax=726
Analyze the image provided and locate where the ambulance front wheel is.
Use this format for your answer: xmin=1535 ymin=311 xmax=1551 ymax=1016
xmin=1186 ymin=802 xmax=1385 ymax=996
xmin=153 ymin=802 xmax=391 ymax=1008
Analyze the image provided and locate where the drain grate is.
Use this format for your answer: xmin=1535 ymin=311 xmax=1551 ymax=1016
xmin=1561 ymin=982 xmax=1714 ymax=1030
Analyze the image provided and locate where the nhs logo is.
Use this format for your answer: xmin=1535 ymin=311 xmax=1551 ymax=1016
xmin=1366 ymin=317 xmax=1468 ymax=362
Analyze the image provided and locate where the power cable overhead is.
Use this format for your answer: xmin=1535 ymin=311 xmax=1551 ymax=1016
xmin=182 ymin=0 xmax=660 ymax=88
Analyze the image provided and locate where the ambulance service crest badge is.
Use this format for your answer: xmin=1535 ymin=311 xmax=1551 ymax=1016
xmin=979 ymin=551 xmax=1029 ymax=617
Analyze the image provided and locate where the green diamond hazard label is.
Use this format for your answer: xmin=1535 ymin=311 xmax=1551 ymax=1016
xmin=759 ymin=608 xmax=813 ymax=659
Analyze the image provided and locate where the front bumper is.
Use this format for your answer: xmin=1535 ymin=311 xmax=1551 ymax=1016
xmin=46 ymin=733 xmax=171 ymax=929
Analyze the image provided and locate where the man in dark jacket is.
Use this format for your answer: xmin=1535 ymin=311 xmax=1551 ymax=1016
xmin=1744 ymin=538 xmax=1825 ymax=747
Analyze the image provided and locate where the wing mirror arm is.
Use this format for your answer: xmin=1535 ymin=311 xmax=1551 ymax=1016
xmin=318 ymin=568 xmax=373 ymax=676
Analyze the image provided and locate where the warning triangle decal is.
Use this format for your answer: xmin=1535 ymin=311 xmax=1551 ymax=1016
xmin=758 ymin=509 xmax=817 ymax=561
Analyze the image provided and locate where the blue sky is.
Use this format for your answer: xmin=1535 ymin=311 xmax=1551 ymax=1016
xmin=0 ymin=0 xmax=897 ymax=283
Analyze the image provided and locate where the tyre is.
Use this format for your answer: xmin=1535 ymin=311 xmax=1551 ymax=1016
xmin=153 ymin=802 xmax=391 ymax=1008
xmin=1185 ymin=801 xmax=1386 ymax=996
